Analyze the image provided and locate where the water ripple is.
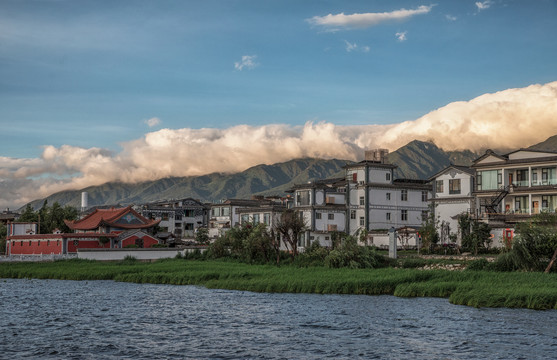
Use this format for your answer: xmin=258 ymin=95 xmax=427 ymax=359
xmin=1 ymin=279 xmax=556 ymax=359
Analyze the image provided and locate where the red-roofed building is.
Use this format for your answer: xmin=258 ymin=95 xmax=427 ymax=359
xmin=6 ymin=206 xmax=162 ymax=256
xmin=65 ymin=206 xmax=160 ymax=233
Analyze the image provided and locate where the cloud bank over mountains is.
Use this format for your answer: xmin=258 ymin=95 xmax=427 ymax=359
xmin=2 ymin=81 xmax=557 ymax=209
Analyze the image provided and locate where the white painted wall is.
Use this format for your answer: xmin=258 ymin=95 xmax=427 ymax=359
xmin=368 ymin=168 xmax=391 ymax=184
xmin=77 ymin=248 xmax=207 ymax=261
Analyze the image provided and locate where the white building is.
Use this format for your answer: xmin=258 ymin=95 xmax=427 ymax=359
xmin=429 ymin=165 xmax=476 ymax=244
xmin=289 ymin=178 xmax=347 ymax=248
xmin=209 ymin=198 xmax=279 ymax=239
xmin=344 ymin=159 xmax=431 ymax=235
xmin=140 ymin=198 xmax=207 ymax=239
xmin=471 ymin=148 xmax=557 ymax=246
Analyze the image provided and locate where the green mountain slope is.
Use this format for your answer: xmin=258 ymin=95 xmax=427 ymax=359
xmin=27 ymin=158 xmax=350 ymax=209
xmin=388 ymin=140 xmax=479 ymax=179
xmin=528 ymin=135 xmax=557 ymax=152
xmin=26 ymin=140 xmax=483 ymax=209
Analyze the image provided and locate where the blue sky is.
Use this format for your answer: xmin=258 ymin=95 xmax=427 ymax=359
xmin=1 ymin=0 xmax=556 ymax=158
xmin=2 ymin=0 xmax=557 ymax=209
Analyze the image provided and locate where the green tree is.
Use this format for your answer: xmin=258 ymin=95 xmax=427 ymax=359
xmin=195 ymin=227 xmax=209 ymax=245
xmin=459 ymin=214 xmax=491 ymax=255
xmin=274 ymin=209 xmax=306 ymax=260
xmin=0 ymin=223 xmax=7 ymax=255
xmin=18 ymin=204 xmax=38 ymax=223
xmin=510 ymin=213 xmax=557 ymax=272
xmin=419 ymin=204 xmax=439 ymax=251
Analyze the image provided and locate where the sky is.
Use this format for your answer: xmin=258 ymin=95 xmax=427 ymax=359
xmin=1 ymin=0 xmax=557 ymax=209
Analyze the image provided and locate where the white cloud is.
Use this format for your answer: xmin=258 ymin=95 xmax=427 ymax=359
xmin=307 ymin=5 xmax=433 ymax=30
xmin=344 ymin=40 xmax=370 ymax=53
xmin=234 ymin=55 xmax=258 ymax=71
xmin=476 ymin=1 xmax=493 ymax=11
xmin=2 ymin=81 xmax=557 ymax=209
xmin=445 ymin=14 xmax=457 ymax=21
xmin=144 ymin=117 xmax=161 ymax=127
xmin=395 ymin=31 xmax=407 ymax=42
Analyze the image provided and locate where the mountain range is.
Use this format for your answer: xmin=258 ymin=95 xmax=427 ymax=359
xmin=26 ymin=135 xmax=557 ymax=210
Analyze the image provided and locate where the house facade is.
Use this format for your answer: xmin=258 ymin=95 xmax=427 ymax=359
xmin=471 ymin=149 xmax=557 ymax=245
xmin=429 ymin=165 xmax=476 ymax=244
xmin=139 ymin=198 xmax=208 ymax=238
xmin=344 ymin=159 xmax=431 ymax=236
xmin=289 ymin=178 xmax=347 ymax=248
xmin=209 ymin=198 xmax=278 ymax=239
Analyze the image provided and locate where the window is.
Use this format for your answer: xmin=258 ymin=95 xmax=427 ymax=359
xmin=241 ymin=214 xmax=249 ymax=224
xmin=352 ymin=173 xmax=358 ymax=183
xmin=175 ymin=222 xmax=182 ymax=228
xmin=253 ymin=214 xmax=260 ymax=223
xmin=359 ymin=196 xmax=365 ymax=205
xmin=477 ymin=170 xmax=502 ymax=190
xmin=350 ymin=210 xmax=356 ymax=219
xmin=359 ymin=216 xmax=365 ymax=226
xmin=263 ymin=213 xmax=271 ymax=225
xmin=20 ymin=241 xmax=23 ymax=246
xmin=386 ymin=212 xmax=391 ymax=221
xmin=422 ymin=191 xmax=428 ymax=202
xmin=386 ymin=172 xmax=391 ymax=181
xmin=436 ymin=180 xmax=444 ymax=193
xmin=296 ymin=190 xmax=311 ymax=206
xmin=449 ymin=179 xmax=461 ymax=194
xmin=401 ymin=210 xmax=408 ymax=221
xmin=38 ymin=240 xmax=41 ymax=246
xmin=328 ymin=213 xmax=334 ymax=220
xmin=386 ymin=193 xmax=391 ymax=201
xmin=401 ymin=190 xmax=408 ymax=201
xmin=162 ymin=213 xmax=169 ymax=221
xmin=421 ymin=211 xmax=428 ymax=222
xmin=175 ymin=214 xmax=182 ymax=221
xmin=516 ymin=169 xmax=529 ymax=187
xmin=222 ymin=207 xmax=230 ymax=216
xmin=212 ymin=208 xmax=218 ymax=217
xmin=184 ymin=210 xmax=195 ymax=217
xmin=315 ymin=212 xmax=322 ymax=220
xmin=185 ymin=223 xmax=194 ymax=230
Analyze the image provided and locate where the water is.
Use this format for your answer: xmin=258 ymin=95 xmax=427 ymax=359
xmin=1 ymin=279 xmax=556 ymax=359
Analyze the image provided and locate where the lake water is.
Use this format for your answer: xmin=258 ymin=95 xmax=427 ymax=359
xmin=0 ymin=279 xmax=556 ymax=359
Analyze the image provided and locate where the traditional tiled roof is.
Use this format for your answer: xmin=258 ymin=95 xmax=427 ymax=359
xmin=65 ymin=206 xmax=160 ymax=231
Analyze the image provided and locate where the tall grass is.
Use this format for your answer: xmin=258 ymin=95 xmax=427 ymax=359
xmin=2 ymin=259 xmax=557 ymax=310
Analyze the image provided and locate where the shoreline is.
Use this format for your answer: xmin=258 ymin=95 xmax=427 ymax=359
xmin=1 ymin=258 xmax=556 ymax=310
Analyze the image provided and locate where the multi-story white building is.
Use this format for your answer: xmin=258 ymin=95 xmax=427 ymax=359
xmin=289 ymin=178 xmax=347 ymax=248
xmin=209 ymin=198 xmax=280 ymax=239
xmin=429 ymin=165 xmax=476 ymax=244
xmin=473 ymin=149 xmax=557 ymax=216
xmin=140 ymin=198 xmax=207 ymax=238
xmin=344 ymin=157 xmax=431 ymax=235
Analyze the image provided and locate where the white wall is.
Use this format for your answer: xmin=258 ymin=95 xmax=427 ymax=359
xmin=77 ymin=248 xmax=207 ymax=261
xmin=369 ymin=168 xmax=391 ymax=184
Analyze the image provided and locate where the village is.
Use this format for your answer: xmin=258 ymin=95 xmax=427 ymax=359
xmin=3 ymin=147 xmax=557 ymax=260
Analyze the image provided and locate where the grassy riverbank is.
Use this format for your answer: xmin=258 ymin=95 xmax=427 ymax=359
xmin=1 ymin=258 xmax=557 ymax=310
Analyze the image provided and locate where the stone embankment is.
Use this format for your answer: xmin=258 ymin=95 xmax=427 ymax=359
xmin=0 ymin=254 xmax=77 ymax=263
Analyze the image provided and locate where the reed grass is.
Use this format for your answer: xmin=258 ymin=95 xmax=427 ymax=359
xmin=2 ymin=259 xmax=557 ymax=310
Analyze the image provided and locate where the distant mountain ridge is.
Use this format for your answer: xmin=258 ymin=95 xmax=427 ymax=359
xmin=27 ymin=136 xmax=557 ymax=209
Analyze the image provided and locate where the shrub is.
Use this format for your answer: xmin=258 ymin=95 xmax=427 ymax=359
xmin=400 ymin=258 xmax=428 ymax=269
xmin=466 ymin=258 xmax=490 ymax=271
xmin=124 ymin=244 xmax=139 ymax=248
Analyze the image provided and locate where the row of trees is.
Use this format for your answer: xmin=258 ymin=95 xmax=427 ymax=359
xmin=419 ymin=205 xmax=492 ymax=255
xmin=197 ymin=209 xmax=387 ymax=269
xmin=17 ymin=201 xmax=79 ymax=234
